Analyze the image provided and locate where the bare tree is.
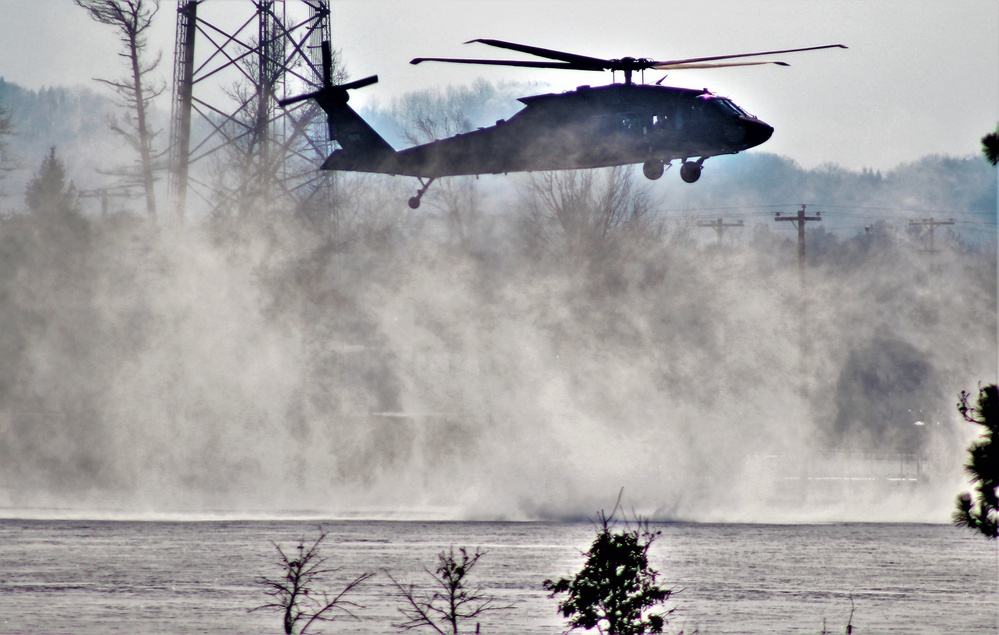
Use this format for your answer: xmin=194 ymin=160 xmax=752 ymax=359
xmin=251 ymin=527 xmax=375 ymax=635
xmin=388 ymin=83 xmax=496 ymax=245
xmin=74 ymin=0 xmax=163 ymax=220
xmin=207 ymin=36 xmax=353 ymax=224
xmin=521 ymin=166 xmax=661 ymax=263
xmin=387 ymin=546 xmax=513 ymax=634
xmin=390 ymin=80 xmax=511 ymax=148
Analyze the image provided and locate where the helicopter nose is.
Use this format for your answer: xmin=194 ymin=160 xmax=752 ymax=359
xmin=743 ymin=119 xmax=774 ymax=148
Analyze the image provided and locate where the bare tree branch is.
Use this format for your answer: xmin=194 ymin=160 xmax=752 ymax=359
xmin=521 ymin=166 xmax=662 ymax=263
xmin=250 ymin=527 xmax=375 ymax=635
xmin=387 ymin=547 xmax=513 ymax=635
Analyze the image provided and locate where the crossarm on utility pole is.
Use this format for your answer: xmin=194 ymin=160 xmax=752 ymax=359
xmin=697 ymin=218 xmax=744 ymax=246
xmin=908 ymin=217 xmax=955 ymax=254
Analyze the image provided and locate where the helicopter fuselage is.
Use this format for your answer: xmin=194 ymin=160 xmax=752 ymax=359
xmin=280 ymin=36 xmax=843 ymax=206
xmin=321 ymin=83 xmax=774 ymax=179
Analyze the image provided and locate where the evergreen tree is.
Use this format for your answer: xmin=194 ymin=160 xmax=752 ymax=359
xmin=954 ymin=384 xmax=999 ymax=538
xmin=983 ymin=127 xmax=999 ymax=166
xmin=25 ymin=147 xmax=79 ymax=217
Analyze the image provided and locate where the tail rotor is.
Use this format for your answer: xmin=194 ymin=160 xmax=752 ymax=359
xmin=278 ymin=40 xmax=378 ymax=140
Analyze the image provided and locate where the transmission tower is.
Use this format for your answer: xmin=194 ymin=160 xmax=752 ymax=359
xmin=168 ymin=0 xmax=336 ymax=222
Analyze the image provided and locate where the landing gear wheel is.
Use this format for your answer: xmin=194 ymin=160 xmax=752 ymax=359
xmin=642 ymin=159 xmax=665 ymax=180
xmin=408 ymin=176 xmax=436 ymax=209
xmin=680 ymin=161 xmax=702 ymax=183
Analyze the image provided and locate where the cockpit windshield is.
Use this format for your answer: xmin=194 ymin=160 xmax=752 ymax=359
xmin=712 ymin=98 xmax=747 ymax=117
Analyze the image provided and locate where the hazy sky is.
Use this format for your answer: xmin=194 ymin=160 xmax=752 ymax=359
xmin=2 ymin=0 xmax=997 ymax=170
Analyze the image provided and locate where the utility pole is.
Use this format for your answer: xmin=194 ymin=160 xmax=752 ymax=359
xmin=79 ymin=187 xmax=133 ymax=218
xmin=775 ymin=204 xmax=822 ymax=286
xmin=908 ymin=217 xmax=955 ymax=254
xmin=697 ymin=218 xmax=744 ymax=246
xmin=775 ymin=205 xmax=822 ymax=395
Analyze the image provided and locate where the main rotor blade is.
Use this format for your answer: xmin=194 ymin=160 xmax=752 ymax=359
xmin=278 ymin=91 xmax=320 ymax=107
xmin=410 ymin=57 xmax=601 ymax=70
xmin=464 ymin=38 xmax=609 ymax=69
xmin=277 ymin=76 xmax=377 ymax=108
xmin=655 ymin=60 xmax=790 ymax=70
xmin=652 ymin=43 xmax=847 ymax=68
xmin=321 ymin=40 xmax=333 ymax=88
xmin=341 ymin=75 xmax=379 ymax=90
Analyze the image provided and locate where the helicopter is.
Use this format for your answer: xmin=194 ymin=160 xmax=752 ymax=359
xmin=280 ymin=39 xmax=846 ymax=209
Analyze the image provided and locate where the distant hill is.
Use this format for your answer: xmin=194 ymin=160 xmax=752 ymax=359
xmin=656 ymin=152 xmax=996 ymax=243
xmin=0 ymin=79 xmax=113 ymax=147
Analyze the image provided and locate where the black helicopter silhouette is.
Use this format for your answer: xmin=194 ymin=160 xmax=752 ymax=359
xmin=280 ymin=39 xmax=846 ymax=209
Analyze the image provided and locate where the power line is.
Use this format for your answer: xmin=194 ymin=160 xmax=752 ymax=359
xmin=662 ymin=203 xmax=994 ymax=224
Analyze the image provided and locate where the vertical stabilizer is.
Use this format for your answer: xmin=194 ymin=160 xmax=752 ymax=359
xmin=278 ymin=40 xmax=395 ymax=169
xmin=323 ymin=97 xmax=396 ymax=159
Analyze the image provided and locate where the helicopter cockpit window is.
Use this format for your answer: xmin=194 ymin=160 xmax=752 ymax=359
xmin=711 ymin=98 xmax=747 ymax=117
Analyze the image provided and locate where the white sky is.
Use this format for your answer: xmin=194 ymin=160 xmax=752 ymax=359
xmin=2 ymin=0 xmax=997 ymax=170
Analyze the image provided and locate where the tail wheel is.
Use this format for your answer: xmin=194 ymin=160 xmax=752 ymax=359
xmin=408 ymin=176 xmax=436 ymax=209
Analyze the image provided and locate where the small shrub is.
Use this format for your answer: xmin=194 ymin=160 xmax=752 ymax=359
xmin=544 ymin=497 xmax=674 ymax=634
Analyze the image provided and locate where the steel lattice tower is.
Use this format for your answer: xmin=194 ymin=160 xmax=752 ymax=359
xmin=168 ymin=0 xmax=335 ymax=222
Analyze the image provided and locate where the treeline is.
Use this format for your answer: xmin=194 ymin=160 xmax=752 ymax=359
xmin=0 ymin=78 xmax=129 ymax=198
xmin=0 ymin=79 xmax=116 ymax=146
xmin=660 ymin=151 xmax=996 ymax=228
xmin=0 ymin=76 xmax=994 ymax=231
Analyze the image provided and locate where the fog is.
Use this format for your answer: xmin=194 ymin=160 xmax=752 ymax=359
xmin=0 ymin=153 xmax=994 ymax=522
